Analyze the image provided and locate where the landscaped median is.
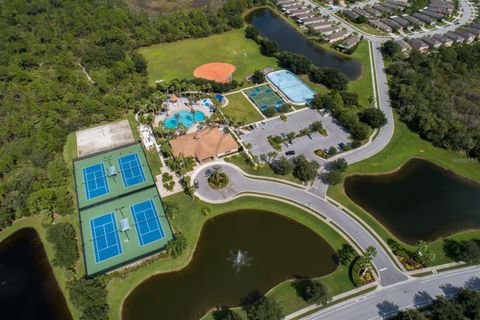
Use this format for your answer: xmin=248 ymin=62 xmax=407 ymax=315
xmin=327 ymin=115 xmax=480 ymax=269
xmin=107 ymin=193 xmax=357 ymax=320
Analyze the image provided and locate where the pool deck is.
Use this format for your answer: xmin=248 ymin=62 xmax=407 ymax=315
xmin=154 ymin=98 xmax=213 ymax=133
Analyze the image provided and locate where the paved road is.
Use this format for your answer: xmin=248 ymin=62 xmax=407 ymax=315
xmin=193 ymin=163 xmax=408 ymax=287
xmin=303 ymin=265 xmax=480 ymax=320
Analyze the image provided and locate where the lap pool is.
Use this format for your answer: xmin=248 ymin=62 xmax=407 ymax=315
xmin=266 ymin=70 xmax=315 ymax=105
xmin=163 ymin=110 xmax=205 ymax=129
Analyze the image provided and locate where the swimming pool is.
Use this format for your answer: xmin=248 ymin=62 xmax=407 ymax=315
xmin=266 ymin=70 xmax=315 ymax=105
xmin=163 ymin=110 xmax=206 ymax=129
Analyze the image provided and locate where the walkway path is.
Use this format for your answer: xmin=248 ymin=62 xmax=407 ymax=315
xmin=192 ymin=162 xmax=408 ymax=287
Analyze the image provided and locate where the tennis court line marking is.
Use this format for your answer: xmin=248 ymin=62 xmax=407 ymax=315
xmin=90 ymin=212 xmax=123 ymax=264
xmin=130 ymin=199 xmax=165 ymax=247
xmin=118 ymin=152 xmax=147 ymax=188
xmin=83 ymin=163 xmax=110 ymax=200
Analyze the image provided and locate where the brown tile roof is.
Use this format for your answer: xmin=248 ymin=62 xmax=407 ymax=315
xmin=170 ymin=127 xmax=239 ymax=161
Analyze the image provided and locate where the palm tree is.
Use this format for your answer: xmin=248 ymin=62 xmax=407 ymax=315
xmin=360 ymin=246 xmax=377 ymax=277
xmin=414 ymin=240 xmax=435 ymax=265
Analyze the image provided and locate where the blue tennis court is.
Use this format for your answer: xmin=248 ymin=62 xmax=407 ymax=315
xmin=118 ymin=153 xmax=146 ymax=188
xmin=90 ymin=212 xmax=123 ymax=263
xmin=131 ymin=199 xmax=165 ymax=246
xmin=83 ymin=163 xmax=109 ymax=200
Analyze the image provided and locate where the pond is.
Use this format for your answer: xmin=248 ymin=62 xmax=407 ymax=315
xmin=245 ymin=8 xmax=362 ymax=80
xmin=0 ymin=228 xmax=72 ymax=320
xmin=122 ymin=210 xmax=337 ymax=320
xmin=345 ymin=158 xmax=480 ymax=244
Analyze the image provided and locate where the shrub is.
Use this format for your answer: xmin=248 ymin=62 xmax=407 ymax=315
xmin=271 ymin=157 xmax=293 ymax=175
xmin=330 ymin=158 xmax=348 ymax=172
xmin=359 ymin=108 xmax=387 ymax=128
xmin=201 ymin=207 xmax=211 ymax=216
xmin=166 ymin=233 xmax=187 ymax=258
xmin=46 ymin=223 xmax=79 ymax=268
xmin=69 ymin=277 xmax=109 ymax=320
xmin=280 ymin=114 xmax=287 ymax=121
xmin=323 ymin=170 xmax=343 ymax=185
xmin=251 ymin=70 xmax=265 ymax=83
xmin=262 ymin=106 xmax=277 ymax=117
xmin=244 ymin=296 xmax=284 ymax=320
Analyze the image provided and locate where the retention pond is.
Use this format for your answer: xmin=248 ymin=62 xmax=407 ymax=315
xmin=122 ymin=210 xmax=337 ymax=320
xmin=245 ymin=8 xmax=362 ymax=80
xmin=0 ymin=228 xmax=72 ymax=320
xmin=345 ymin=158 xmax=480 ymax=244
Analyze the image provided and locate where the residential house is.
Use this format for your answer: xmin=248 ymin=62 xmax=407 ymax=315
xmin=412 ymin=12 xmax=435 ymax=25
xmin=339 ymin=35 xmax=360 ymax=49
xmin=326 ymin=31 xmax=350 ymax=43
xmin=396 ymin=39 xmax=412 ymax=52
xmin=401 ymin=15 xmax=424 ymax=28
xmin=352 ymin=8 xmax=371 ymax=18
xmin=310 ymin=21 xmax=332 ymax=31
xmin=454 ymin=30 xmax=475 ymax=43
xmin=444 ymin=32 xmax=465 ymax=43
xmin=408 ymin=38 xmax=429 ymax=52
xmin=369 ymin=19 xmax=392 ymax=33
xmin=344 ymin=10 xmax=360 ymax=21
xmin=391 ymin=16 xmax=410 ymax=29
xmin=373 ymin=4 xmax=393 ymax=14
xmin=364 ymin=7 xmax=382 ymax=17
xmin=464 ymin=27 xmax=480 ymax=39
xmin=301 ymin=17 xmax=325 ymax=25
xmin=420 ymin=9 xmax=444 ymax=20
xmin=433 ymin=35 xmax=453 ymax=47
xmin=422 ymin=36 xmax=442 ymax=48
xmin=381 ymin=18 xmax=402 ymax=31
xmin=319 ymin=26 xmax=340 ymax=35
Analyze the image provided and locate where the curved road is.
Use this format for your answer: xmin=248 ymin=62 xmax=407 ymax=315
xmin=193 ymin=163 xmax=408 ymax=286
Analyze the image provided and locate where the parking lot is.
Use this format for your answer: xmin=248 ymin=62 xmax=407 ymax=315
xmin=241 ymin=108 xmax=350 ymax=163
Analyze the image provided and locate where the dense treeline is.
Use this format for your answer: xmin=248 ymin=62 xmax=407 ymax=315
xmin=0 ymin=0 xmax=260 ymax=229
xmin=386 ymin=43 xmax=480 ymax=159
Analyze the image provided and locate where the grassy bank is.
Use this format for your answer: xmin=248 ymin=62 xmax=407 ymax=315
xmin=107 ymin=193 xmax=352 ymax=319
xmin=328 ymin=114 xmax=480 ymax=264
xmin=138 ymin=29 xmax=277 ymax=85
xmin=347 ymin=40 xmax=374 ymax=107
xmin=223 ymin=92 xmax=264 ymax=125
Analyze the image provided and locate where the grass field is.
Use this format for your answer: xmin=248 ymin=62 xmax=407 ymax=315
xmin=138 ymin=29 xmax=278 ymax=85
xmin=347 ymin=40 xmax=374 ymax=107
xmin=328 ymin=114 xmax=480 ymax=264
xmin=222 ymin=92 xmax=264 ymax=125
xmin=107 ymin=193 xmax=352 ymax=319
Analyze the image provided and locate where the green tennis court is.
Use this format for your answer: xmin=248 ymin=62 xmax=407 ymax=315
xmin=243 ymin=84 xmax=286 ymax=111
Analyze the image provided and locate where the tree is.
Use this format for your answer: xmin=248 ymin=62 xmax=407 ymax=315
xmin=320 ymin=68 xmax=348 ymax=91
xmin=259 ymin=39 xmax=278 ymax=57
xmin=304 ymin=280 xmax=329 ymax=305
xmin=163 ymin=200 xmax=178 ymax=220
xmin=359 ymin=108 xmax=387 ymax=128
xmin=245 ymin=25 xmax=259 ymax=40
xmin=69 ymin=277 xmax=109 ymax=320
xmin=262 ymin=106 xmax=277 ymax=117
xmin=359 ymin=246 xmax=377 ymax=276
xmin=430 ymin=296 xmax=464 ymax=320
xmin=46 ymin=223 xmax=79 ymax=268
xmin=212 ymin=307 xmax=242 ymax=320
xmin=337 ymin=244 xmax=356 ymax=265
xmin=244 ymin=296 xmax=284 ymax=320
xmin=292 ymin=156 xmax=319 ymax=183
xmin=323 ymin=170 xmax=342 ymax=185
xmin=166 ymin=233 xmax=187 ymax=258
xmin=356 ymin=15 xmax=367 ymax=23
xmin=456 ymin=288 xmax=480 ymax=319
xmin=271 ymin=157 xmax=293 ymax=175
xmin=452 ymin=240 xmax=480 ymax=263
xmin=397 ymin=309 xmax=427 ymax=320
xmin=181 ymin=176 xmax=196 ymax=198
xmin=382 ymin=40 xmax=402 ymax=60
xmin=252 ymin=70 xmax=265 ymax=84
xmin=309 ymin=121 xmax=325 ymax=133
xmin=330 ymin=158 xmax=348 ymax=172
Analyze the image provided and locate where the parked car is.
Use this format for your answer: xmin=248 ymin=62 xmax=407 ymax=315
xmin=194 ymin=179 xmax=199 ymax=188
xmin=288 ymin=140 xmax=293 ymax=146
xmin=338 ymin=142 xmax=345 ymax=150
xmin=285 ymin=150 xmax=296 ymax=156
xmin=307 ymin=133 xmax=313 ymax=140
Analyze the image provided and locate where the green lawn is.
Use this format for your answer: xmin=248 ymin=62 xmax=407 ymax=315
xmin=328 ymin=114 xmax=480 ymax=264
xmin=107 ymin=193 xmax=352 ymax=319
xmin=138 ymin=29 xmax=278 ymax=85
xmin=225 ymin=153 xmax=304 ymax=185
xmin=347 ymin=40 xmax=374 ymax=107
xmin=222 ymin=92 xmax=264 ymax=125
xmin=145 ymin=148 xmax=162 ymax=177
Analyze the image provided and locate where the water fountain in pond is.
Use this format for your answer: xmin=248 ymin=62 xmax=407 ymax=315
xmin=228 ymin=250 xmax=251 ymax=272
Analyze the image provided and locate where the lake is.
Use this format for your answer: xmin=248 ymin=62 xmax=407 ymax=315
xmin=122 ymin=210 xmax=337 ymax=320
xmin=0 ymin=228 xmax=72 ymax=320
xmin=245 ymin=8 xmax=362 ymax=80
xmin=345 ymin=158 xmax=480 ymax=244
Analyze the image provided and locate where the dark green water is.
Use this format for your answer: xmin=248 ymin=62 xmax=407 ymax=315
xmin=245 ymin=8 xmax=362 ymax=80
xmin=0 ymin=228 xmax=72 ymax=320
xmin=122 ymin=210 xmax=337 ymax=320
xmin=345 ymin=158 xmax=480 ymax=244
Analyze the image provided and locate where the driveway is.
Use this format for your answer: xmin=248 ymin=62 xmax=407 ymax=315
xmin=241 ymin=108 xmax=350 ymax=163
